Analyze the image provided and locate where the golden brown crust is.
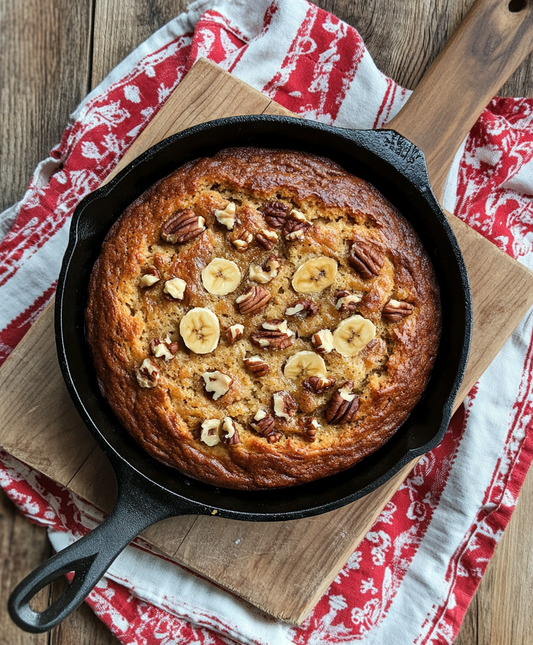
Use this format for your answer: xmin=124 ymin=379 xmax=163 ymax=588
xmin=86 ymin=147 xmax=441 ymax=489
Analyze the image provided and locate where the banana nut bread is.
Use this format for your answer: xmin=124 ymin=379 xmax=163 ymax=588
xmin=86 ymin=147 xmax=441 ymax=489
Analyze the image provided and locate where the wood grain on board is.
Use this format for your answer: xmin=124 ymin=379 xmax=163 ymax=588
xmin=2 ymin=0 xmax=533 ymax=643
xmin=2 ymin=55 xmax=533 ymax=626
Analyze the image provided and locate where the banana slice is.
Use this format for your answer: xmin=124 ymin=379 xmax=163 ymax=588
xmin=292 ymin=257 xmax=337 ymax=293
xmin=332 ymin=315 xmax=376 ymax=356
xmin=284 ymin=351 xmax=327 ymax=380
xmin=201 ymin=258 xmax=241 ymax=295
xmin=180 ymin=307 xmax=220 ymax=354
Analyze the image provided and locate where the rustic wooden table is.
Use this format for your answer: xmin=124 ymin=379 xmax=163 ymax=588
xmin=1 ymin=1 xmax=532 ymax=644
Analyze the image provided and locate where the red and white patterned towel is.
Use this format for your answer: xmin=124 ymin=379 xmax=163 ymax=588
xmin=2 ymin=1 xmax=533 ymax=643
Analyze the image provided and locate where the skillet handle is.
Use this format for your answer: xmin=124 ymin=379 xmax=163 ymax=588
xmin=387 ymin=0 xmax=533 ymax=202
xmin=8 ymin=470 xmax=186 ymax=633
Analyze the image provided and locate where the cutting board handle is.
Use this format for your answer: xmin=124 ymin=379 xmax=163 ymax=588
xmin=387 ymin=0 xmax=533 ymax=202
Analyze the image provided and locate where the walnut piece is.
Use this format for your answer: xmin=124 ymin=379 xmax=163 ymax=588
xmin=284 ymin=209 xmax=311 ymax=241
xmin=135 ymin=358 xmax=160 ymax=388
xmin=250 ymin=409 xmax=281 ymax=442
xmin=256 ymin=228 xmax=278 ymax=250
xmin=139 ymin=266 xmax=161 ymax=288
xmin=311 ymin=329 xmax=335 ymax=354
xmin=285 ymin=300 xmax=318 ymax=317
xmin=235 ymin=285 xmax=271 ymax=314
xmin=226 ymin=324 xmax=244 ymax=344
xmin=202 ymin=370 xmax=233 ymax=401
xmin=164 ymin=277 xmax=187 ymax=300
xmin=200 ymin=419 xmax=221 ymax=446
xmin=383 ymin=299 xmax=415 ymax=322
xmin=251 ymin=319 xmax=295 ymax=350
xmin=214 ymin=203 xmax=236 ymax=230
xmin=349 ymin=242 xmax=384 ymax=279
xmin=273 ymin=390 xmax=298 ymax=421
xmin=303 ymin=375 xmax=336 ymax=394
xmin=335 ymin=290 xmax=362 ymax=313
xmin=249 ymin=255 xmax=281 ymax=284
xmin=261 ymin=201 xmax=289 ymax=228
xmin=244 ymin=355 xmax=270 ymax=377
xmin=161 ymin=209 xmax=206 ymax=244
xmin=221 ymin=417 xmax=240 ymax=444
xmin=325 ymin=381 xmax=360 ymax=424
xmin=302 ymin=416 xmax=321 ymax=441
xmin=231 ymin=227 xmax=253 ymax=251
xmin=150 ymin=336 xmax=178 ymax=361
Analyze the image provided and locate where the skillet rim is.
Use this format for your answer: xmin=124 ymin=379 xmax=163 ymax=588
xmin=55 ymin=114 xmax=472 ymax=521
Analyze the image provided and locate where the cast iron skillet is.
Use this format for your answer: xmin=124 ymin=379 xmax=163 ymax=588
xmin=8 ymin=114 xmax=472 ymax=633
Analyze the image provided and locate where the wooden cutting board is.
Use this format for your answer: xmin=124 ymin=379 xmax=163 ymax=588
xmin=2 ymin=1 xmax=533 ymax=624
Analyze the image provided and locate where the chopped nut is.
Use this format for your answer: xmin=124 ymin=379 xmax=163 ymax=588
xmin=249 ymin=255 xmax=281 ymax=284
xmin=214 ymin=202 xmax=236 ymax=230
xmin=135 ymin=358 xmax=160 ymax=388
xmin=231 ymin=227 xmax=253 ymax=251
xmin=202 ymin=370 xmax=233 ymax=401
xmin=150 ymin=336 xmax=178 ymax=361
xmin=273 ymin=390 xmax=298 ymax=421
xmin=251 ymin=319 xmax=295 ymax=350
xmin=250 ymin=409 xmax=276 ymax=436
xmin=349 ymin=242 xmax=384 ymax=279
xmin=139 ymin=266 xmax=161 ymax=288
xmin=221 ymin=417 xmax=241 ymax=444
xmin=235 ymin=285 xmax=271 ymax=314
xmin=325 ymin=381 xmax=360 ymax=424
xmin=311 ymin=329 xmax=335 ymax=354
xmin=302 ymin=416 xmax=321 ymax=441
xmin=261 ymin=201 xmax=289 ymax=228
xmin=200 ymin=419 xmax=221 ymax=446
xmin=244 ymin=355 xmax=270 ymax=377
xmin=382 ymin=299 xmax=415 ymax=322
xmin=303 ymin=375 xmax=336 ymax=394
xmin=164 ymin=277 xmax=187 ymax=300
xmin=335 ymin=290 xmax=362 ymax=313
xmin=226 ymin=324 xmax=244 ymax=344
xmin=285 ymin=299 xmax=318 ymax=317
xmin=284 ymin=209 xmax=311 ymax=241
xmin=256 ymin=228 xmax=278 ymax=250
xmin=161 ymin=209 xmax=206 ymax=244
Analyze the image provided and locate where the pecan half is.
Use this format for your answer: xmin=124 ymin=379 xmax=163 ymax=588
xmin=139 ymin=266 xmax=161 ymax=288
xmin=251 ymin=319 xmax=295 ymax=350
xmin=285 ymin=299 xmax=318 ymax=317
xmin=135 ymin=358 xmax=160 ymax=388
xmin=161 ymin=209 xmax=206 ymax=244
xmin=325 ymin=381 xmax=360 ymax=424
xmin=302 ymin=416 xmax=321 ymax=441
xmin=150 ymin=336 xmax=179 ymax=360
xmin=335 ymin=290 xmax=362 ymax=313
xmin=382 ymin=299 xmax=415 ymax=322
xmin=226 ymin=324 xmax=244 ymax=344
xmin=244 ymin=355 xmax=270 ymax=377
xmin=284 ymin=209 xmax=311 ymax=241
xmin=250 ymin=409 xmax=281 ymax=443
xmin=256 ymin=228 xmax=278 ymax=250
xmin=261 ymin=201 xmax=289 ymax=228
xmin=303 ymin=375 xmax=337 ymax=394
xmin=231 ymin=227 xmax=254 ymax=251
xmin=349 ymin=242 xmax=384 ymax=279
xmin=273 ymin=390 xmax=298 ymax=421
xmin=235 ymin=286 xmax=271 ymax=314
xmin=221 ymin=417 xmax=241 ymax=444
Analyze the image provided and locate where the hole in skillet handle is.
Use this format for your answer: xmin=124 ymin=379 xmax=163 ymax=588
xmin=508 ymin=0 xmax=527 ymax=12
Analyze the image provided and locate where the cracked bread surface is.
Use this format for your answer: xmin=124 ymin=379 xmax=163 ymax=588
xmin=86 ymin=147 xmax=441 ymax=489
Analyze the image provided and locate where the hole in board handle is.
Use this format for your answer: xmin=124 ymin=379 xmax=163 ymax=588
xmin=509 ymin=0 xmax=528 ymax=13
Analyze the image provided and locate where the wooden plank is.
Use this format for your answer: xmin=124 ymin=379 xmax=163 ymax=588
xmin=2 ymin=57 xmax=533 ymax=628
